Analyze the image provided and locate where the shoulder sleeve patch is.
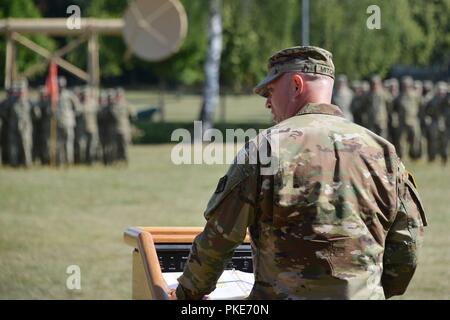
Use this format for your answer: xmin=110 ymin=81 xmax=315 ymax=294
xmin=215 ymin=175 xmax=228 ymax=194
xmin=204 ymin=164 xmax=252 ymax=220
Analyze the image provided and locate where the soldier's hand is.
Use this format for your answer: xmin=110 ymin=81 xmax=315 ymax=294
xmin=168 ymin=288 xmax=177 ymax=300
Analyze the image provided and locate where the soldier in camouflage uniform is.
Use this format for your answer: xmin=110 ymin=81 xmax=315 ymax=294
xmin=361 ymin=80 xmax=370 ymax=94
xmin=349 ymin=80 xmax=365 ymax=126
xmin=172 ymin=46 xmax=427 ymax=300
xmin=420 ymin=81 xmax=435 ymax=153
xmin=100 ymin=89 xmax=117 ymax=165
xmin=385 ymin=78 xmax=400 ymax=149
xmin=414 ymin=80 xmax=423 ymax=99
xmin=73 ymin=86 xmax=87 ymax=164
xmin=362 ymin=75 xmax=390 ymax=139
xmin=36 ymin=86 xmax=52 ymax=165
xmin=393 ymin=76 xmax=422 ymax=159
xmin=7 ymin=80 xmax=33 ymax=167
xmin=444 ymin=83 xmax=450 ymax=165
xmin=56 ymin=77 xmax=80 ymax=165
xmin=332 ymin=75 xmax=353 ymax=121
xmin=422 ymin=81 xmax=434 ymax=105
xmin=110 ymin=88 xmax=134 ymax=163
xmin=82 ymin=86 xmax=99 ymax=164
xmin=425 ymin=82 xmax=449 ymax=164
xmin=31 ymin=87 xmax=44 ymax=163
xmin=0 ymin=89 xmax=11 ymax=165
xmin=96 ymin=90 xmax=109 ymax=164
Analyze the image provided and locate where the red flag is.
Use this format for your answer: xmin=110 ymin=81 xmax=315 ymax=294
xmin=45 ymin=62 xmax=58 ymax=112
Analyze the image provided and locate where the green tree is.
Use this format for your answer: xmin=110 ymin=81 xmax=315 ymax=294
xmin=221 ymin=0 xmax=298 ymax=91
xmin=1 ymin=0 xmax=448 ymax=90
xmin=306 ymin=0 xmax=427 ymax=79
xmin=0 ymin=0 xmax=55 ymax=83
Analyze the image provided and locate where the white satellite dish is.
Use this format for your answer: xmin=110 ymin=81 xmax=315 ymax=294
xmin=123 ymin=0 xmax=188 ymax=62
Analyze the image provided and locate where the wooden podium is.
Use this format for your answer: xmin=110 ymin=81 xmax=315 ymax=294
xmin=124 ymin=227 xmax=252 ymax=300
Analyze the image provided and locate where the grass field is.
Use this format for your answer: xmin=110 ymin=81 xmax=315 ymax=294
xmin=0 ymin=145 xmax=229 ymax=299
xmin=0 ymin=92 xmax=449 ymax=299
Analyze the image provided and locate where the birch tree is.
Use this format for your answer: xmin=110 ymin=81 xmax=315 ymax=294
xmin=198 ymin=0 xmax=222 ymax=139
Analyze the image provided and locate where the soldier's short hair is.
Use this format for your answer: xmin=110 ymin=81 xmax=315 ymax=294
xmin=107 ymin=88 xmax=116 ymax=100
xmin=414 ymin=80 xmax=423 ymax=88
xmin=351 ymin=80 xmax=361 ymax=89
xmin=58 ymin=76 xmax=67 ymax=89
xmin=337 ymin=74 xmax=348 ymax=84
xmin=437 ymin=81 xmax=448 ymax=92
xmin=370 ymin=75 xmax=381 ymax=84
xmin=423 ymin=80 xmax=433 ymax=90
xmin=115 ymin=87 xmax=125 ymax=97
xmin=401 ymin=76 xmax=414 ymax=86
xmin=361 ymin=80 xmax=370 ymax=92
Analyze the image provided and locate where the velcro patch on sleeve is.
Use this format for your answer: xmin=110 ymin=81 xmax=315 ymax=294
xmin=215 ymin=175 xmax=228 ymax=194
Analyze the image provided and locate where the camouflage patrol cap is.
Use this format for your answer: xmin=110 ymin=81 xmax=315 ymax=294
xmin=337 ymin=74 xmax=348 ymax=83
xmin=254 ymin=46 xmax=335 ymax=97
xmin=370 ymin=75 xmax=382 ymax=84
xmin=437 ymin=81 xmax=448 ymax=92
xmin=115 ymin=87 xmax=125 ymax=97
xmin=58 ymin=76 xmax=67 ymax=88
xmin=351 ymin=80 xmax=362 ymax=90
xmin=423 ymin=80 xmax=434 ymax=91
xmin=389 ymin=78 xmax=399 ymax=87
xmin=361 ymin=81 xmax=370 ymax=92
xmin=107 ymin=88 xmax=116 ymax=99
xmin=401 ymin=76 xmax=414 ymax=86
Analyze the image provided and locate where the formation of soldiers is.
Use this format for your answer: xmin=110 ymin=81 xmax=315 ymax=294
xmin=0 ymin=77 xmax=135 ymax=167
xmin=333 ymin=75 xmax=450 ymax=164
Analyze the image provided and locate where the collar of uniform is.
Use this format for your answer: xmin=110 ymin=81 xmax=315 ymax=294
xmin=295 ymin=103 xmax=345 ymax=118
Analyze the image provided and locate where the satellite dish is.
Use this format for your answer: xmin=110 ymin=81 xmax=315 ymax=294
xmin=123 ymin=0 xmax=188 ymax=62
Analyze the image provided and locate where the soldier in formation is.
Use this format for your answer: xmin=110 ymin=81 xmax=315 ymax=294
xmin=363 ymin=75 xmax=390 ymax=139
xmin=0 ymin=80 xmax=33 ymax=167
xmin=83 ymin=86 xmax=100 ymax=165
xmin=332 ymin=74 xmax=353 ymax=121
xmin=97 ymin=88 xmax=135 ymax=165
xmin=110 ymin=88 xmax=135 ymax=163
xmin=0 ymin=79 xmax=134 ymax=167
xmin=391 ymin=76 xmax=422 ymax=159
xmin=332 ymin=74 xmax=450 ymax=164
xmin=424 ymin=82 xmax=449 ymax=164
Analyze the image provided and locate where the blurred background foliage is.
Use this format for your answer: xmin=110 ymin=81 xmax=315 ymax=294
xmin=0 ymin=0 xmax=449 ymax=91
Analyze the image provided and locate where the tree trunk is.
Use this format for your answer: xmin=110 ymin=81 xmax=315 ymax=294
xmin=198 ymin=0 xmax=223 ymax=141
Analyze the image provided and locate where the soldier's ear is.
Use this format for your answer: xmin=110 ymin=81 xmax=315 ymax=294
xmin=292 ymin=74 xmax=304 ymax=96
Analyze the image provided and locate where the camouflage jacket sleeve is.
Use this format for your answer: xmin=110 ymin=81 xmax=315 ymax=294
xmin=382 ymin=160 xmax=428 ymax=298
xmin=176 ymin=152 xmax=259 ymax=300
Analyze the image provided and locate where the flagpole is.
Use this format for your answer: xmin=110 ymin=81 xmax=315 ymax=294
xmin=46 ymin=61 xmax=58 ymax=166
xmin=50 ymin=103 xmax=57 ymax=166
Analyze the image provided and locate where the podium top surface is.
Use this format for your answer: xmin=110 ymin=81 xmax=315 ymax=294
xmin=124 ymin=227 xmax=251 ymax=247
